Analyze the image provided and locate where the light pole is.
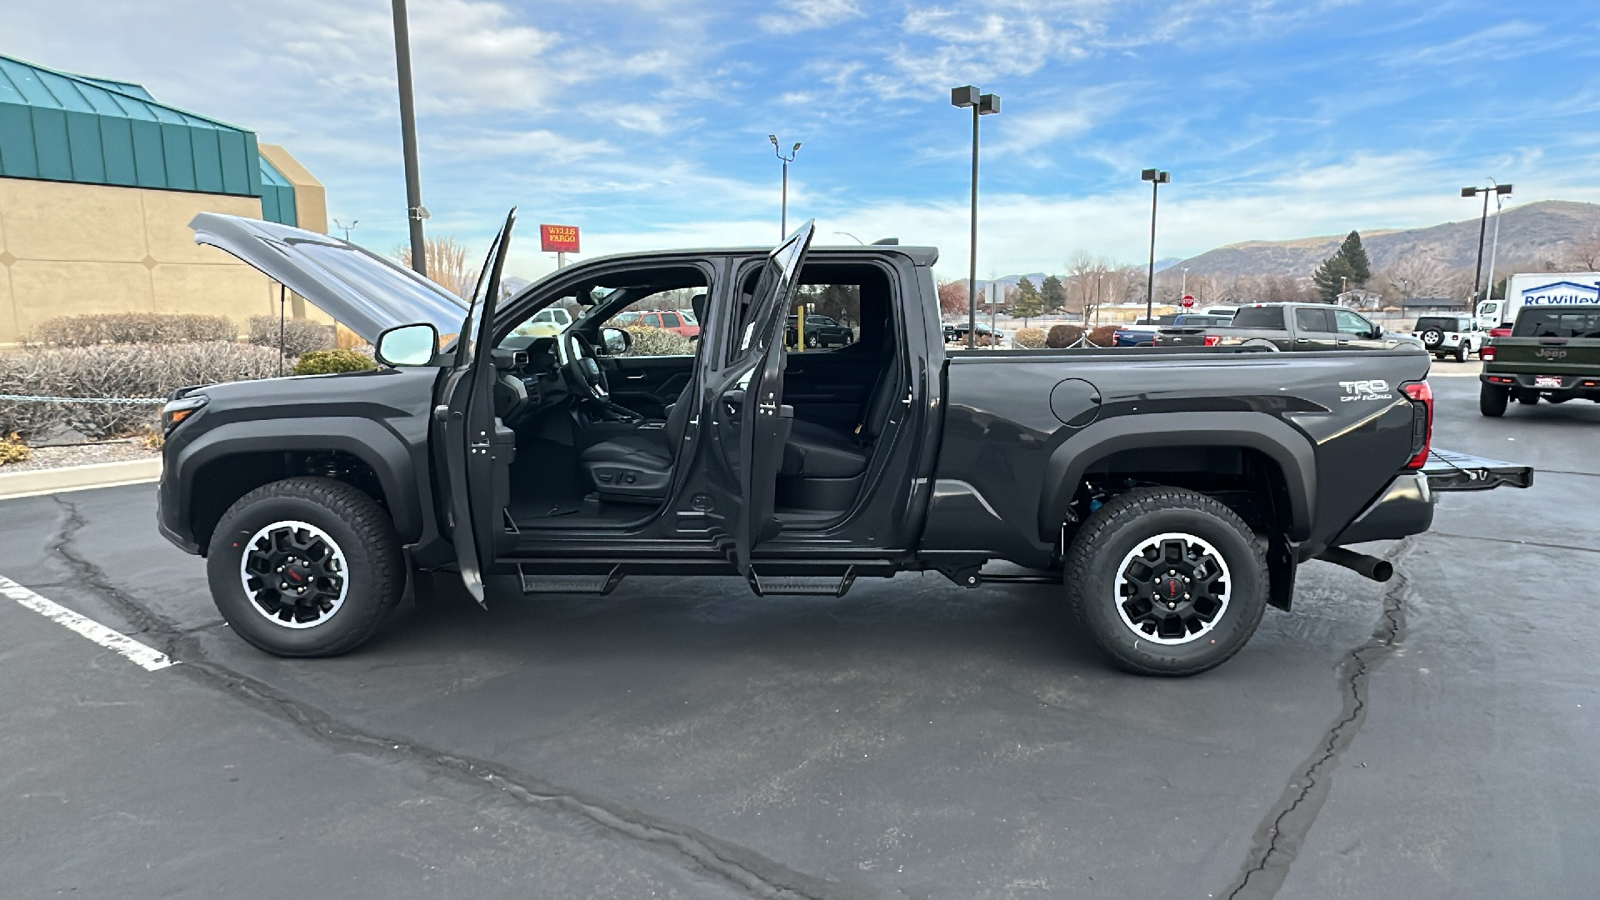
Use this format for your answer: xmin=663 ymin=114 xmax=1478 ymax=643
xmin=952 ymin=85 xmax=1000 ymax=348
xmin=333 ymin=218 xmax=359 ymax=243
xmin=1181 ymin=266 xmax=1189 ymax=298
xmin=1462 ymin=181 xmax=1512 ymax=305
xmin=1485 ymin=179 xmax=1512 ymax=303
xmin=391 ymin=0 xmax=429 ymax=276
xmin=769 ymin=135 xmax=801 ymax=240
xmin=1141 ymin=168 xmax=1169 ymax=319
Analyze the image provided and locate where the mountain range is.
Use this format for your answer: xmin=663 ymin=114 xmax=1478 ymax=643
xmin=1173 ymin=200 xmax=1600 ymax=279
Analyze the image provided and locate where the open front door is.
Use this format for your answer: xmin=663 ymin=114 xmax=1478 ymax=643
xmin=732 ymin=221 xmax=815 ymax=575
xmin=441 ymin=210 xmax=517 ymax=606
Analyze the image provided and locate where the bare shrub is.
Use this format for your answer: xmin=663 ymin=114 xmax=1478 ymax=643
xmin=247 ymin=315 xmax=337 ymax=358
xmin=0 ymin=434 xmax=29 ymax=466
xmin=32 ymin=313 xmax=236 ymax=346
xmin=623 ymin=325 xmax=694 ymax=357
xmin=0 ymin=342 xmax=284 ymax=440
xmin=1087 ymin=325 xmax=1119 ymax=347
xmin=1046 ymin=324 xmax=1085 ymax=348
xmin=1012 ymin=327 xmax=1047 ymax=349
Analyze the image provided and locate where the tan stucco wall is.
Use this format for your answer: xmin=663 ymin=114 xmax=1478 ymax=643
xmin=0 ymin=176 xmax=330 ymax=347
xmin=259 ymin=144 xmax=327 ymax=236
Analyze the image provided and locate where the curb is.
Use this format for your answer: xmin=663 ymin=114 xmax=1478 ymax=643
xmin=0 ymin=458 xmax=162 ymax=501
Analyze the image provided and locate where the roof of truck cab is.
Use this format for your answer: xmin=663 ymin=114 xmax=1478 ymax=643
xmin=569 ymin=244 xmax=940 ymax=268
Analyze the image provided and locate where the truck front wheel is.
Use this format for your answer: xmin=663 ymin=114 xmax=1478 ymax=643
xmin=206 ymin=477 xmax=404 ymax=657
xmin=1063 ymin=487 xmax=1267 ymax=676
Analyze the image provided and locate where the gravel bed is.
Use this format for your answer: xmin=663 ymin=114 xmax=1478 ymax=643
xmin=0 ymin=441 xmax=159 ymax=474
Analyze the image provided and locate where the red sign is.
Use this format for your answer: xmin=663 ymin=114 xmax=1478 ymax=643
xmin=1181 ymin=294 xmax=1195 ymax=308
xmin=540 ymin=224 xmax=580 ymax=253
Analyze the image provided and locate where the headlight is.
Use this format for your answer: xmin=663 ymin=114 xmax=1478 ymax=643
xmin=161 ymin=394 xmax=208 ymax=434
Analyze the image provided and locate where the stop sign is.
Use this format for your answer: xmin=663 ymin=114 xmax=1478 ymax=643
xmin=1181 ymin=294 xmax=1195 ymax=308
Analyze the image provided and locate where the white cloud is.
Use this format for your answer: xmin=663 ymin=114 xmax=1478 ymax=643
xmin=759 ymin=0 xmax=865 ymax=35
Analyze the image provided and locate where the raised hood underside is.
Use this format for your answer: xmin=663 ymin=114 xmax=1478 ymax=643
xmin=190 ymin=213 xmax=468 ymax=344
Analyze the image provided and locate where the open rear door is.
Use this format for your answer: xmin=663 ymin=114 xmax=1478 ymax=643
xmin=440 ymin=210 xmax=517 ymax=606
xmin=732 ymin=221 xmax=815 ymax=575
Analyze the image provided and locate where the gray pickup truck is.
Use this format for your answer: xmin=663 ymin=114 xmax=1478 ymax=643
xmin=1213 ymin=303 xmax=1423 ymax=352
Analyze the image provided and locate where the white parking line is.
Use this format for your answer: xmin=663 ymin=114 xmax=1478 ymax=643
xmin=0 ymin=575 xmax=177 ymax=672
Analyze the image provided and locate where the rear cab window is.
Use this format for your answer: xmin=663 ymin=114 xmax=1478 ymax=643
xmin=1230 ymin=307 xmax=1285 ymax=329
xmin=1513 ymin=308 xmax=1600 ymax=338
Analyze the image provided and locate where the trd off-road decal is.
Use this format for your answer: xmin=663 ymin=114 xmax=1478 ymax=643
xmin=1339 ymin=379 xmax=1394 ymax=402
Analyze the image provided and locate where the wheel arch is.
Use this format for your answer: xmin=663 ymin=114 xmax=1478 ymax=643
xmin=175 ymin=418 xmax=423 ymax=553
xmin=1040 ymin=412 xmax=1316 ymax=543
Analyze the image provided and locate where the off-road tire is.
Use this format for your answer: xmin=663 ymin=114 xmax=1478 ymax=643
xmin=1454 ymin=346 xmax=1467 ymax=363
xmin=206 ymin=477 xmax=404 ymax=657
xmin=1480 ymin=383 xmax=1509 ymax=417
xmin=1063 ymin=487 xmax=1268 ymax=677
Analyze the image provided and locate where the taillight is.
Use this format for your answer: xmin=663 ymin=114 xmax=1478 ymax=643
xmin=1203 ymin=335 xmax=1220 ymax=346
xmin=1402 ymin=381 xmax=1432 ymax=470
xmin=1480 ymin=345 xmax=1496 ymax=361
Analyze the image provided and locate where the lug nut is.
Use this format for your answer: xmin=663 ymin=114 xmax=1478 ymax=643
xmin=1167 ymin=602 xmax=1176 ymax=610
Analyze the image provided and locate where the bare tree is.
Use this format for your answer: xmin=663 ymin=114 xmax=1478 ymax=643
xmin=1561 ymin=228 xmax=1600 ymax=270
xmin=394 ymin=236 xmax=480 ymax=299
xmin=936 ymin=279 xmax=968 ymax=316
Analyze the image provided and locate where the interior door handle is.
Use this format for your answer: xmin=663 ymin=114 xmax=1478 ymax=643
xmin=624 ymin=372 xmax=647 ymax=380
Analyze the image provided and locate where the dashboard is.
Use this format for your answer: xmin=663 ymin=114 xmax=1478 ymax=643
xmin=491 ymin=335 xmax=567 ymax=423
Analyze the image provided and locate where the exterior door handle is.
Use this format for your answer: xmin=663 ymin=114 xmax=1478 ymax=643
xmin=1295 ymin=338 xmax=1310 ymax=344
xmin=1336 ymin=340 xmax=1350 ymax=346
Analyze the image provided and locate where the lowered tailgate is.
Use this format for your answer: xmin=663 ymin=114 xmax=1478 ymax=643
xmin=1423 ymin=448 xmax=1534 ymax=492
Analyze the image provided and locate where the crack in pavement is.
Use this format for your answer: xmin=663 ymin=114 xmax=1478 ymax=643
xmin=45 ymin=497 xmax=861 ymax=900
xmin=1218 ymin=539 xmax=1415 ymax=900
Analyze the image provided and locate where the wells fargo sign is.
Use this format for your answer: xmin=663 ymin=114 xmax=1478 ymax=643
xmin=540 ymin=224 xmax=580 ymax=253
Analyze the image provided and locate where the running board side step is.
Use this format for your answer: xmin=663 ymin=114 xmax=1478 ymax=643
xmin=518 ymin=564 xmax=625 ymax=596
xmin=746 ymin=566 xmax=856 ymax=597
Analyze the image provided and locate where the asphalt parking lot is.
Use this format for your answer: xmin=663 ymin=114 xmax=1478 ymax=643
xmin=2 ymin=360 xmax=1596 ymax=900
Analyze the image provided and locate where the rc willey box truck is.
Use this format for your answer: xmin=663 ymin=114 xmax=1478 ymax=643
xmin=1477 ymin=272 xmax=1600 ymax=329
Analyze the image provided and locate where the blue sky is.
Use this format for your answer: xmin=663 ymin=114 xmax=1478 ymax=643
xmin=9 ymin=0 xmax=1600 ymax=281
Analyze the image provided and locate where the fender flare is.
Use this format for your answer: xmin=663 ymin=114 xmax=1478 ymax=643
xmin=1039 ymin=412 xmax=1317 ymax=542
xmin=174 ymin=416 xmax=426 ymax=544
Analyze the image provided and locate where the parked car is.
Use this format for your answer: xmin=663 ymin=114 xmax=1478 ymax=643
xmin=785 ymin=314 xmax=853 ymax=348
xmin=1411 ymin=315 xmax=1486 ymax=362
xmin=613 ymin=308 xmax=700 ymax=340
xmin=1112 ymin=315 xmax=1178 ymax=347
xmin=1479 ymin=305 xmax=1600 ymax=416
xmin=1152 ymin=314 xmax=1234 ymax=348
xmin=1213 ymin=304 xmax=1424 ymax=352
xmin=512 ymin=306 xmax=573 ymax=337
xmin=163 ymin=214 xmax=1530 ymax=678
xmin=948 ymin=321 xmax=1006 ymax=347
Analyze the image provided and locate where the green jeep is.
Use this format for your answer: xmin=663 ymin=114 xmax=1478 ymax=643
xmin=1480 ymin=305 xmax=1600 ymax=416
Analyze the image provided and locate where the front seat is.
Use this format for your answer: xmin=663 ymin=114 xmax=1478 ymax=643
xmin=578 ymin=292 xmax=709 ymax=503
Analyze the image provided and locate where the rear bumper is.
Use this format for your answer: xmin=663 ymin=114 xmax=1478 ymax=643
xmin=1481 ymin=372 xmax=1600 ymax=399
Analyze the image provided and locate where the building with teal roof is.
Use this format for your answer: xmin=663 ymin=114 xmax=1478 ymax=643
xmin=0 ymin=53 xmax=328 ymax=345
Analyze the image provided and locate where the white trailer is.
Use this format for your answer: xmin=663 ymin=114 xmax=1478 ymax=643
xmin=1477 ymin=272 xmax=1600 ymax=329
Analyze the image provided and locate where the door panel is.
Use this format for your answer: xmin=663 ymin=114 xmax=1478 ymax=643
xmin=442 ymin=210 xmax=516 ymax=606
xmin=732 ymin=222 xmax=815 ymax=574
xmin=599 ymin=355 xmax=694 ymax=419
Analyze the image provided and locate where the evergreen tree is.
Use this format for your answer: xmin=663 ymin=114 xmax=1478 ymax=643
xmin=1311 ymin=255 xmax=1356 ymax=303
xmin=1010 ymin=278 xmax=1043 ymax=322
xmin=1040 ymin=275 xmax=1066 ymax=312
xmin=1339 ymin=230 xmax=1371 ymax=284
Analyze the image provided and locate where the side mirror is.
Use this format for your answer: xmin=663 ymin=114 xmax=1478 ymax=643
xmin=1370 ymin=327 xmax=1383 ymax=340
xmin=599 ymin=326 xmax=631 ymax=356
xmin=375 ymin=323 xmax=440 ymax=367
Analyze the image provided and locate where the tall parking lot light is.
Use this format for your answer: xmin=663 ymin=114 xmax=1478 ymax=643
xmin=952 ymin=85 xmax=1000 ymax=348
xmin=770 ymin=135 xmax=801 ymax=239
xmin=1141 ymin=168 xmax=1170 ymax=319
xmin=1462 ymin=182 xmax=1512 ymax=304
xmin=391 ymin=0 xmax=428 ymax=276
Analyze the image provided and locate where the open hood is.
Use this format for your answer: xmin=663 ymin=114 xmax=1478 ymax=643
xmin=190 ymin=213 xmax=469 ymax=344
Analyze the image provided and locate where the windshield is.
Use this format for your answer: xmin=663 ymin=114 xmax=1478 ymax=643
xmin=1513 ymin=308 xmax=1600 ymax=338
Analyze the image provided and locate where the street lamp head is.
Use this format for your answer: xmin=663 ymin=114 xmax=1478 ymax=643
xmin=769 ymin=134 xmax=778 ymax=146
xmin=951 ymin=85 xmax=980 ymax=108
xmin=1141 ymin=168 xmax=1169 ymax=183
xmin=1461 ymin=186 xmax=1479 ymax=197
xmin=792 ymin=141 xmax=802 ymax=152
xmin=978 ymin=93 xmax=1000 ymax=115
xmin=1496 ymin=183 xmax=1513 ymax=195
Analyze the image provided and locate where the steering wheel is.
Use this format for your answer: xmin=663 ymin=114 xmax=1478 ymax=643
xmin=557 ymin=332 xmax=610 ymax=404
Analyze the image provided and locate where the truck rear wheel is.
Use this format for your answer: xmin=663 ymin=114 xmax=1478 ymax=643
xmin=1063 ymin=487 xmax=1267 ymax=676
xmin=206 ymin=477 xmax=404 ymax=658
xmin=1480 ymin=383 xmax=1508 ymax=417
